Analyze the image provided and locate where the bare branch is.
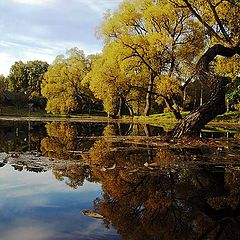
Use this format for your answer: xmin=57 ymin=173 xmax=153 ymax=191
xmin=206 ymin=0 xmax=233 ymax=44
xmin=182 ymin=0 xmax=224 ymax=42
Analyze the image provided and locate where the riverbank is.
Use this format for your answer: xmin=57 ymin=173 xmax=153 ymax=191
xmin=0 ymin=106 xmax=239 ymax=126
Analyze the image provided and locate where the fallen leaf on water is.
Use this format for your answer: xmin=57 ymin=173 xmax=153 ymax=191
xmin=82 ymin=210 xmax=104 ymax=219
xmin=108 ymin=163 xmax=116 ymax=170
xmin=100 ymin=164 xmax=116 ymax=171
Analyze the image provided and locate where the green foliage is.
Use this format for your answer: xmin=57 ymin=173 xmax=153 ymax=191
xmin=5 ymin=60 xmax=49 ymax=109
xmin=7 ymin=61 xmax=27 ymax=92
xmin=226 ymin=77 xmax=240 ymax=110
xmin=7 ymin=60 xmax=49 ymax=95
xmin=0 ymin=74 xmax=6 ymax=103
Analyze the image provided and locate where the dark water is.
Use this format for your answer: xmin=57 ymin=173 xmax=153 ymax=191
xmin=0 ymin=120 xmax=240 ymax=240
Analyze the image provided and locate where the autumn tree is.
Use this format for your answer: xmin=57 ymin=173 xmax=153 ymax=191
xmin=85 ymin=42 xmax=148 ymax=117
xmin=172 ymin=0 xmax=240 ymax=138
xmin=98 ymin=0 xmax=204 ymax=118
xmin=42 ymin=48 xmax=97 ymax=115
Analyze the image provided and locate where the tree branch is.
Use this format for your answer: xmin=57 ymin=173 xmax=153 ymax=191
xmin=182 ymin=0 xmax=224 ymax=42
xmin=206 ymin=0 xmax=233 ymax=44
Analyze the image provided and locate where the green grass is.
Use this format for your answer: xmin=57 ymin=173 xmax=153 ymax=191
xmin=1 ymin=105 xmax=239 ymax=125
xmin=133 ymin=111 xmax=240 ymax=124
xmin=214 ymin=111 xmax=240 ymax=123
xmin=0 ymin=106 xmax=50 ymax=117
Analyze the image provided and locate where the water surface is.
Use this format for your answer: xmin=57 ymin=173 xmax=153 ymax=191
xmin=0 ymin=120 xmax=240 ymax=240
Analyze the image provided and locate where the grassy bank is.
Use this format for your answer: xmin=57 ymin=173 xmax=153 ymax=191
xmin=0 ymin=106 xmax=49 ymax=117
xmin=0 ymin=106 xmax=239 ymax=125
xmin=131 ymin=111 xmax=240 ymax=124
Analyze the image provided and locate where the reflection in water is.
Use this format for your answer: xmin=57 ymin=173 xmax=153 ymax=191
xmin=0 ymin=121 xmax=240 ymax=239
xmin=88 ymin=147 xmax=240 ymax=240
xmin=0 ymin=121 xmax=45 ymax=153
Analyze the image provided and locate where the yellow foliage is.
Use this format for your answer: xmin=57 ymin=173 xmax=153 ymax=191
xmin=41 ymin=48 xmax=89 ymax=115
xmin=156 ymin=75 xmax=182 ymax=98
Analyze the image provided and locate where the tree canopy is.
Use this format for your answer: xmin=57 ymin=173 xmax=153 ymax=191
xmin=95 ymin=0 xmax=206 ymax=118
xmin=42 ymin=48 xmax=95 ymax=114
xmin=7 ymin=60 xmax=49 ymax=95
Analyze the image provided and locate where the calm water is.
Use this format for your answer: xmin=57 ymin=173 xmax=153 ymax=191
xmin=0 ymin=120 xmax=240 ymax=240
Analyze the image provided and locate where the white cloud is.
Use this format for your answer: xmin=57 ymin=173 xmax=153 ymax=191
xmin=23 ymin=51 xmax=55 ymax=64
xmin=0 ymin=220 xmax=56 ymax=240
xmin=82 ymin=0 xmax=103 ymax=15
xmin=12 ymin=0 xmax=55 ymax=5
xmin=0 ymin=0 xmax=122 ymax=76
xmin=80 ymin=0 xmax=122 ymax=16
xmin=0 ymin=53 xmax=18 ymax=76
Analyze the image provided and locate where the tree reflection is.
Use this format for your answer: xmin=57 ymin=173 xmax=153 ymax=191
xmin=0 ymin=121 xmax=45 ymax=153
xmin=52 ymin=163 xmax=91 ymax=189
xmin=40 ymin=122 xmax=102 ymax=160
xmin=87 ymin=146 xmax=240 ymax=240
xmin=1 ymin=121 xmax=239 ymax=239
xmin=41 ymin=122 xmax=78 ymax=160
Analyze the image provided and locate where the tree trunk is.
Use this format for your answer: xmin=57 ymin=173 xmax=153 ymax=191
xmin=117 ymin=96 xmax=123 ymax=117
xmin=165 ymin=97 xmax=182 ymax=120
xmin=173 ymin=44 xmax=239 ymax=138
xmin=144 ymin=71 xmax=155 ymax=116
xmin=117 ymin=96 xmax=134 ymax=117
xmin=126 ymin=101 xmax=134 ymax=117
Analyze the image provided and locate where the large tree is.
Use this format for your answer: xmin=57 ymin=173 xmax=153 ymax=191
xmin=98 ymin=0 xmax=204 ymax=118
xmin=172 ymin=0 xmax=240 ymax=138
xmin=7 ymin=60 xmax=49 ymax=95
xmin=85 ymin=42 xmax=148 ymax=117
xmin=42 ymin=48 xmax=95 ymax=115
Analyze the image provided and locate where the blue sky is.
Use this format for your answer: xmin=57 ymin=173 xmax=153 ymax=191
xmin=0 ymin=0 xmax=122 ymax=76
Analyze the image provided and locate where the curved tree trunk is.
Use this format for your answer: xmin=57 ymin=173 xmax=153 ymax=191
xmin=173 ymin=44 xmax=239 ymax=138
xmin=126 ymin=101 xmax=134 ymax=117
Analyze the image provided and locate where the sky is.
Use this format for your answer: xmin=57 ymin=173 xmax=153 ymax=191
xmin=0 ymin=0 xmax=122 ymax=76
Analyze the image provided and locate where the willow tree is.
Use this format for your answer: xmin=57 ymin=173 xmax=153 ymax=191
xmin=172 ymin=0 xmax=240 ymax=138
xmin=98 ymin=0 xmax=204 ymax=118
xmin=42 ymin=48 xmax=94 ymax=115
xmin=85 ymin=42 xmax=149 ymax=117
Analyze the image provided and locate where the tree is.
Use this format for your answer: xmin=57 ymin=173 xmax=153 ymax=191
xmin=6 ymin=60 xmax=49 ymax=109
xmin=0 ymin=74 xmax=6 ymax=103
xmin=25 ymin=60 xmax=49 ymax=95
xmin=85 ymin=42 xmax=148 ymax=117
xmin=7 ymin=61 xmax=28 ymax=92
xmin=98 ymin=0 xmax=204 ymax=118
xmin=172 ymin=0 xmax=240 ymax=138
xmin=7 ymin=60 xmax=49 ymax=94
xmin=42 ymin=48 xmax=95 ymax=115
